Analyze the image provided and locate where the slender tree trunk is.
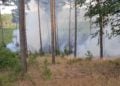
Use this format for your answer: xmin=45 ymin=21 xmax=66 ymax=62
xmin=99 ymin=15 xmax=103 ymax=59
xmin=74 ymin=0 xmax=77 ymax=57
xmin=69 ymin=0 xmax=72 ymax=54
xmin=50 ymin=0 xmax=56 ymax=64
xmin=56 ymin=18 xmax=59 ymax=50
xmin=19 ymin=0 xmax=28 ymax=73
xmin=0 ymin=6 xmax=4 ymax=45
xmin=37 ymin=0 xmax=43 ymax=53
xmin=97 ymin=0 xmax=103 ymax=59
xmin=54 ymin=9 xmax=57 ymax=55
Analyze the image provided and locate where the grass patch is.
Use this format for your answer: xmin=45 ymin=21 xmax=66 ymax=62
xmin=42 ymin=59 xmax=52 ymax=80
xmin=28 ymin=54 xmax=37 ymax=65
xmin=67 ymin=58 xmax=83 ymax=65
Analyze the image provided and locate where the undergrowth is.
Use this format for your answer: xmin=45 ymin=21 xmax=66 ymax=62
xmin=42 ymin=59 xmax=52 ymax=80
xmin=0 ymin=46 xmax=21 ymax=86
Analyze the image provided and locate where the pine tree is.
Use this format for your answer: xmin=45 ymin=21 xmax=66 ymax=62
xmin=85 ymin=0 xmax=115 ymax=59
xmin=68 ymin=0 xmax=72 ymax=54
xmin=19 ymin=0 xmax=28 ymax=73
xmin=74 ymin=0 xmax=86 ymax=57
xmin=50 ymin=0 xmax=56 ymax=64
xmin=37 ymin=0 xmax=43 ymax=54
xmin=74 ymin=0 xmax=77 ymax=57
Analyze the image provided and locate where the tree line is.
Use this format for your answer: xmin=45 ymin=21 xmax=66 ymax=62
xmin=0 ymin=0 xmax=120 ymax=73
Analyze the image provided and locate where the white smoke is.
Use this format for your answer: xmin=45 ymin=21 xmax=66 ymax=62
xmin=7 ymin=0 xmax=120 ymax=58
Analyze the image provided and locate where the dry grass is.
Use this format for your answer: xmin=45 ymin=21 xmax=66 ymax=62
xmin=15 ymin=56 xmax=120 ymax=86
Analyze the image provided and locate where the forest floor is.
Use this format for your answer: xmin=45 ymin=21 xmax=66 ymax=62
xmin=14 ymin=55 xmax=120 ymax=86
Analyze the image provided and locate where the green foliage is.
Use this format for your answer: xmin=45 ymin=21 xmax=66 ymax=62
xmin=0 ymin=41 xmax=21 ymax=85
xmin=55 ymin=49 xmax=61 ymax=56
xmin=0 ymin=28 xmax=15 ymax=44
xmin=0 ymin=46 xmax=21 ymax=86
xmin=76 ymin=0 xmax=86 ymax=6
xmin=85 ymin=51 xmax=93 ymax=61
xmin=56 ymin=48 xmax=71 ymax=56
xmin=0 ymin=46 xmax=21 ymax=72
xmin=0 ymin=75 xmax=15 ymax=86
xmin=28 ymin=54 xmax=37 ymax=64
xmin=42 ymin=59 xmax=52 ymax=80
xmin=1 ymin=14 xmax=16 ymax=29
xmin=64 ymin=48 xmax=69 ymax=55
xmin=0 ymin=68 xmax=21 ymax=86
xmin=84 ymin=0 xmax=120 ymax=37
xmin=0 ymin=43 xmax=6 ymax=48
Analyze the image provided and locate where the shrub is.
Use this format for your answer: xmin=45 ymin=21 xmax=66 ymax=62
xmin=42 ymin=59 xmax=52 ymax=80
xmin=28 ymin=54 xmax=37 ymax=64
xmin=64 ymin=46 xmax=73 ymax=55
xmin=0 ymin=46 xmax=21 ymax=72
xmin=85 ymin=51 xmax=93 ymax=61
xmin=64 ymin=48 xmax=69 ymax=55
xmin=55 ymin=49 xmax=60 ymax=56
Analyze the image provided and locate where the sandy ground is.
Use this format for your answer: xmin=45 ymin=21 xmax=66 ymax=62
xmin=16 ymin=56 xmax=120 ymax=86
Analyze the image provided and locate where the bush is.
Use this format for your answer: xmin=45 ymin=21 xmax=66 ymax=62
xmin=0 ymin=46 xmax=21 ymax=72
xmin=85 ymin=51 xmax=93 ymax=61
xmin=64 ymin=46 xmax=72 ymax=55
xmin=55 ymin=49 xmax=60 ymax=56
xmin=64 ymin=48 xmax=69 ymax=55
xmin=28 ymin=54 xmax=37 ymax=64
xmin=42 ymin=59 xmax=52 ymax=80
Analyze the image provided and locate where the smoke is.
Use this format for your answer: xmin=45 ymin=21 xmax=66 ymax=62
xmin=7 ymin=0 xmax=120 ymax=58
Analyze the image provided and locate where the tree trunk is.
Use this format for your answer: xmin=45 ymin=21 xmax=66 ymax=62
xmin=99 ymin=15 xmax=103 ymax=59
xmin=97 ymin=0 xmax=103 ymax=59
xmin=54 ymin=9 xmax=57 ymax=55
xmin=19 ymin=0 xmax=28 ymax=73
xmin=69 ymin=0 xmax=72 ymax=54
xmin=56 ymin=18 xmax=59 ymax=50
xmin=74 ymin=0 xmax=77 ymax=57
xmin=50 ymin=0 xmax=56 ymax=64
xmin=37 ymin=0 xmax=43 ymax=54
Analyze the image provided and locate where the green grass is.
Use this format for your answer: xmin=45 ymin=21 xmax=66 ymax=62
xmin=0 ymin=28 xmax=15 ymax=45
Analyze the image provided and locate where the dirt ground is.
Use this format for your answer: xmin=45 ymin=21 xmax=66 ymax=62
xmin=16 ymin=56 xmax=120 ymax=86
